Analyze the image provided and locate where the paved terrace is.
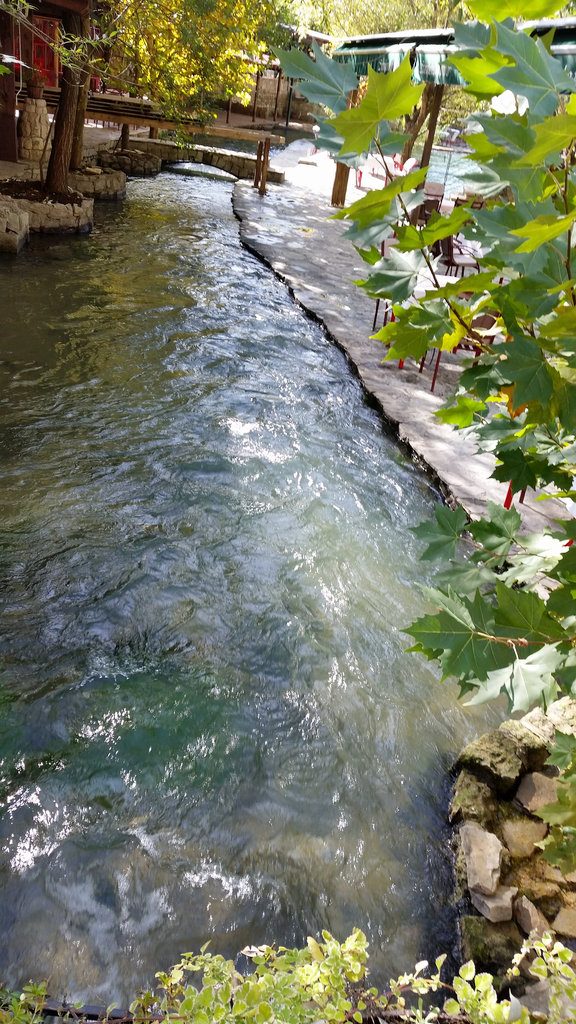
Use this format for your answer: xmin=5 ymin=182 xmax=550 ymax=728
xmin=234 ymin=145 xmax=570 ymax=533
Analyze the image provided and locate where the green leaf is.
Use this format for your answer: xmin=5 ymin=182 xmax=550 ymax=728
xmin=510 ymin=209 xmax=576 ymax=252
xmin=335 ymin=165 xmax=427 ymax=228
xmin=467 ymin=501 xmax=522 ymax=557
xmin=500 ymin=335 xmax=555 ymax=407
xmin=435 ymin=561 xmax=497 ymax=596
xmin=493 ymin=582 xmax=570 ymax=643
xmin=332 ymin=59 xmax=424 ymax=156
xmin=450 ymin=52 xmax=507 ymax=99
xmin=412 ymin=504 xmax=469 ymax=561
xmin=359 ymin=248 xmax=427 ymax=303
xmin=275 ymin=43 xmax=358 ymax=114
xmin=491 ymin=32 xmax=574 ymax=118
xmin=515 ymin=114 xmax=576 ymax=167
xmin=468 ymin=644 xmax=562 ymax=713
xmin=406 ymin=587 xmax=515 ymax=681
xmin=546 ymin=730 xmax=576 ymax=771
xmin=395 ymin=206 xmax=472 ymax=252
xmin=436 ymin=396 xmax=487 ymax=428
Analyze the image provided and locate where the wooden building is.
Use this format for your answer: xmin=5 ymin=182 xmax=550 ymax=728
xmin=0 ymin=0 xmax=89 ymax=162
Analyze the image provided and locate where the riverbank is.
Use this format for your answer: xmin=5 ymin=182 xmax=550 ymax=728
xmin=233 ymin=148 xmax=569 ymax=533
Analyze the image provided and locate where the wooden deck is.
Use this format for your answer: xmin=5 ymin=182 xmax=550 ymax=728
xmin=20 ymin=88 xmax=284 ymax=144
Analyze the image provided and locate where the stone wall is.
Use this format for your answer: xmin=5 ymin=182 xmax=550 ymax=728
xmin=1 ymin=194 xmax=93 ymax=234
xmin=125 ymin=138 xmax=285 ymax=182
xmin=69 ymin=167 xmax=127 ymax=200
xmin=451 ymin=698 xmax=576 ymax=996
xmin=18 ymin=97 xmax=51 ymax=164
xmin=0 ymin=200 xmax=29 ymax=253
xmin=98 ymin=148 xmax=162 ymax=178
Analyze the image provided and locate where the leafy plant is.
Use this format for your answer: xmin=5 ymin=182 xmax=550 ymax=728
xmin=277 ymin=0 xmax=576 ymax=868
xmin=7 ymin=932 xmax=576 ymax=1024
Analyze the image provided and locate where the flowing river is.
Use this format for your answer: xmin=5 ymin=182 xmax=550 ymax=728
xmin=0 ymin=172 xmax=494 ymax=1005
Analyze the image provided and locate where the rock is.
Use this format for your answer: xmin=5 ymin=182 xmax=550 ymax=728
xmin=514 ymin=895 xmax=550 ymax=938
xmin=470 ymin=884 xmax=518 ymax=922
xmin=520 ymin=707 xmax=556 ymax=746
xmin=449 ymin=769 xmax=498 ymax=828
xmin=0 ymin=200 xmax=29 ymax=253
xmin=506 ymin=862 xmax=561 ymax=902
xmin=499 ymin=719 xmax=550 ymax=772
xmin=547 ymin=697 xmax=576 ymax=737
xmin=502 ymin=818 xmax=548 ymax=858
xmin=460 ymin=916 xmax=524 ymax=981
xmin=455 ymin=730 xmax=524 ymax=795
xmin=516 ymin=772 xmax=559 ymax=814
xmin=460 ymin=822 xmax=503 ymax=895
xmin=552 ymin=907 xmax=576 ymax=938
xmin=519 ymin=980 xmax=550 ymax=1017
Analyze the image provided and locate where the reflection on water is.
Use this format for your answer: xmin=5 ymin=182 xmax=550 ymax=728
xmin=0 ymin=174 xmax=496 ymax=1004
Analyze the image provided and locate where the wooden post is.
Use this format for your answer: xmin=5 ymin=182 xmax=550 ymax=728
xmin=273 ymin=70 xmax=282 ymax=121
xmin=420 ymin=83 xmax=444 ymax=170
xmin=254 ymin=139 xmax=263 ymax=188
xmin=252 ymin=70 xmax=260 ymax=123
xmin=330 ymin=88 xmax=357 ymax=207
xmin=0 ymin=12 xmax=18 ymax=162
xmin=259 ymin=137 xmax=270 ymax=196
xmin=149 ymin=125 xmax=158 ymax=139
xmin=120 ymin=122 xmax=130 ymax=148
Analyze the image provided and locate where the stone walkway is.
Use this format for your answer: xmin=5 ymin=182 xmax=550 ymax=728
xmin=234 ymin=147 xmax=569 ymax=532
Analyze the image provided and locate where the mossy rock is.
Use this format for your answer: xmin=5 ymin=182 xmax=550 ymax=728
xmin=455 ymin=731 xmax=523 ymax=796
xmin=498 ymin=719 xmax=550 ymax=772
xmin=460 ymin=916 xmax=523 ymax=985
xmin=450 ymin=769 xmax=499 ymax=829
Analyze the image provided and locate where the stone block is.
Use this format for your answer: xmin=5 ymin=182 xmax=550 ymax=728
xmin=501 ymin=818 xmax=548 ymax=858
xmin=460 ymin=822 xmax=503 ymax=895
xmin=471 ymin=884 xmax=518 ymax=922
xmin=547 ymin=697 xmax=576 ymax=737
xmin=520 ymin=707 xmax=556 ymax=746
xmin=514 ymin=895 xmax=550 ymax=937
xmin=455 ymin=730 xmax=524 ymax=795
xmin=516 ymin=772 xmax=559 ymax=814
xmin=553 ymin=907 xmax=576 ymax=938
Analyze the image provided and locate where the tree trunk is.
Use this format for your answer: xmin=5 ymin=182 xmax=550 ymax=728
xmin=401 ymin=82 xmax=434 ymax=164
xmin=45 ymin=10 xmax=83 ymax=193
xmin=420 ymin=84 xmax=444 ymax=170
xmin=70 ymin=15 xmax=91 ymax=171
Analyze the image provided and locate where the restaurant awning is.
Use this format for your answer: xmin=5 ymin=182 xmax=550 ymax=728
xmin=333 ymin=17 xmax=576 ymax=84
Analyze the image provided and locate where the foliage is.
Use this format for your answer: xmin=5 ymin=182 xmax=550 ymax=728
xmin=5 ymin=932 xmax=576 ymax=1023
xmin=278 ymin=0 xmax=576 ymax=867
xmin=96 ymin=0 xmax=275 ymax=118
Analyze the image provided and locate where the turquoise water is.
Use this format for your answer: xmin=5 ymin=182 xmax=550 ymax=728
xmin=0 ymin=173 xmax=494 ymax=1005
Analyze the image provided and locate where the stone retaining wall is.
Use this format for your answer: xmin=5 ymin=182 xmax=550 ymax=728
xmin=452 ymin=697 xmax=576 ymax=999
xmin=0 ymin=194 xmax=93 ymax=234
xmin=0 ymin=200 xmax=29 ymax=253
xmin=125 ymin=138 xmax=285 ymax=182
xmin=70 ymin=167 xmax=127 ymax=200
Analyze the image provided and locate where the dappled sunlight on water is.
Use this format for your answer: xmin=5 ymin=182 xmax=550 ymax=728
xmin=0 ymin=174 xmax=499 ymax=1005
